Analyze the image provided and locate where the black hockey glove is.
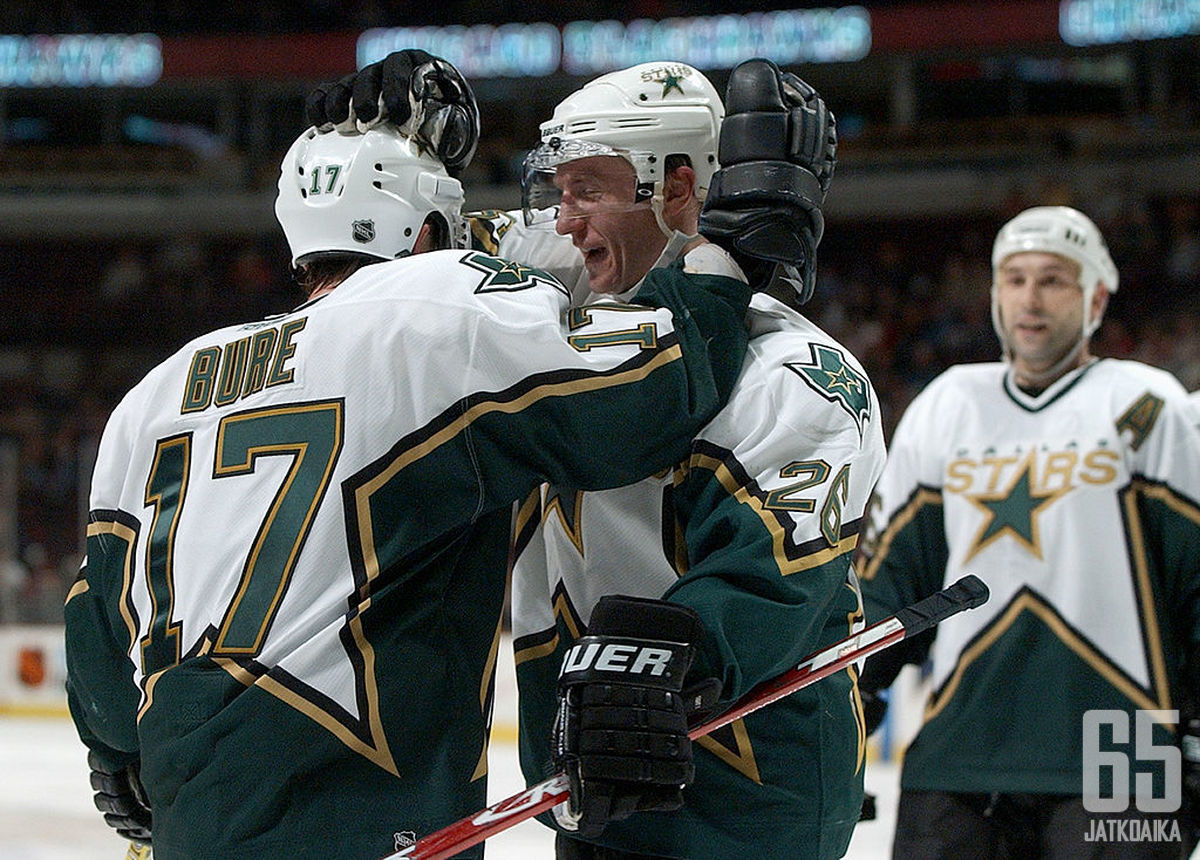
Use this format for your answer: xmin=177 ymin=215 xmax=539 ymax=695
xmin=305 ymin=71 xmax=358 ymax=132
xmin=552 ymin=595 xmax=721 ymax=838
xmin=698 ymin=58 xmax=836 ymax=303
xmin=88 ymin=750 xmax=152 ymax=847
xmin=860 ymin=686 xmax=888 ymax=737
xmin=305 ymin=48 xmax=479 ymax=175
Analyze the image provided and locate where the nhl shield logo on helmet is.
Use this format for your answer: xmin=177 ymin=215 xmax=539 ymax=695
xmin=352 ymin=219 xmax=376 ymax=244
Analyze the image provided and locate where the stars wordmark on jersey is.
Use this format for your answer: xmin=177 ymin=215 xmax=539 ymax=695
xmin=962 ymin=452 xmax=1069 ymax=562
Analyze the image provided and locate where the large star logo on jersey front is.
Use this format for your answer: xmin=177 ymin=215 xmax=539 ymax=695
xmin=785 ymin=344 xmax=871 ymax=436
xmin=962 ymin=452 xmax=1068 ymax=563
xmin=460 ymin=251 xmax=567 ymax=295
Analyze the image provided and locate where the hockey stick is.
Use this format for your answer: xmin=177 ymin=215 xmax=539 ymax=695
xmin=381 ymin=574 xmax=990 ymax=860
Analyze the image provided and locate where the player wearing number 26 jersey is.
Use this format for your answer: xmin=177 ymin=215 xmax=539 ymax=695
xmin=64 ymin=127 xmax=751 ymax=860
xmin=511 ymin=284 xmax=887 ymax=858
xmin=487 ymin=59 xmax=882 ymax=859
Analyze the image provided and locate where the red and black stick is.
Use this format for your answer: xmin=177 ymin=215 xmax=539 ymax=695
xmin=382 ymin=575 xmax=990 ymax=860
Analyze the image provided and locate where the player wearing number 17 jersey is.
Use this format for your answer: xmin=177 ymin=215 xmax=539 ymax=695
xmin=63 ymin=126 xmax=752 ymax=859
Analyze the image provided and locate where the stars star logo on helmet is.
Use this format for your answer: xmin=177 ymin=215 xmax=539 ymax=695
xmin=785 ymin=344 xmax=871 ymax=436
xmin=460 ymin=251 xmax=568 ymax=295
xmin=659 ymin=73 xmax=685 ymax=97
xmin=642 ymin=66 xmax=689 ymax=97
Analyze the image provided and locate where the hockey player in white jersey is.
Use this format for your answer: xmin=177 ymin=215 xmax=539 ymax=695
xmin=856 ymin=205 xmax=1200 ymax=857
xmin=64 ymin=123 xmax=761 ymax=858
xmin=511 ymin=61 xmax=885 ymax=860
xmin=308 ymin=53 xmax=886 ymax=859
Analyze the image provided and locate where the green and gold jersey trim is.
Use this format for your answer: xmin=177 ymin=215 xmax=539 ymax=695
xmin=348 ymin=341 xmax=685 ymax=586
xmin=513 ymin=581 xmax=585 ymax=668
xmin=925 ymin=585 xmax=1174 ymax=727
xmin=856 ymin=486 xmax=943 ymax=582
xmin=1121 ymin=476 xmax=1200 ymax=706
xmin=80 ymin=513 xmax=142 ymax=651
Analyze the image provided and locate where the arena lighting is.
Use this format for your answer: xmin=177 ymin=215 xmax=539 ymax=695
xmin=359 ymin=23 xmax=562 ymax=77
xmin=1060 ymin=0 xmax=1200 ymax=45
xmin=358 ymin=6 xmax=871 ymax=77
xmin=0 ymin=33 xmax=162 ymax=86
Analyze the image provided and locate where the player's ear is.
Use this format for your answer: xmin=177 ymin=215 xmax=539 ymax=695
xmin=663 ymin=164 xmax=697 ymax=212
xmin=411 ymin=223 xmax=436 ymax=255
xmin=1089 ymin=280 xmax=1110 ymax=329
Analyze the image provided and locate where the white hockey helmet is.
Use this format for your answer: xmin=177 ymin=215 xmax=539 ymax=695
xmin=990 ymin=205 xmax=1118 ymax=340
xmin=275 ymin=125 xmax=465 ymax=266
xmin=522 ymin=62 xmax=723 ymax=224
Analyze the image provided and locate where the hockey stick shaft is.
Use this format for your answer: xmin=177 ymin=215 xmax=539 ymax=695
xmin=381 ymin=574 xmax=989 ymax=860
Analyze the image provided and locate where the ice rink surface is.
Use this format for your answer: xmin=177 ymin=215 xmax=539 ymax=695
xmin=0 ymin=713 xmax=900 ymax=859
xmin=0 ymin=632 xmax=902 ymax=859
xmin=11 ymin=639 xmax=1197 ymax=859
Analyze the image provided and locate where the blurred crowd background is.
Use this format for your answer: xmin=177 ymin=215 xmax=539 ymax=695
xmin=2 ymin=0 xmax=1199 ymax=623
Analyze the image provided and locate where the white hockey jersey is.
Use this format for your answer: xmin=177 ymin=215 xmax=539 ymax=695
xmin=64 ymin=248 xmax=752 ymax=859
xmin=858 ymin=358 xmax=1200 ymax=796
xmin=511 ymin=267 xmax=887 ymax=858
xmin=467 ymin=207 xmax=590 ymax=301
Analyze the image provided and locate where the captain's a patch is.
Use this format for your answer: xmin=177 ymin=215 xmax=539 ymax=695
xmin=786 ymin=343 xmax=872 ymax=435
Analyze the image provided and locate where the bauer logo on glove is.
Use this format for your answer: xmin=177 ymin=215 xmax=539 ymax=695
xmin=560 ymin=639 xmax=682 ymax=679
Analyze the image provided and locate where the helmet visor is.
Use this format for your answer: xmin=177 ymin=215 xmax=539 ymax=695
xmin=521 ymin=139 xmax=655 ymax=228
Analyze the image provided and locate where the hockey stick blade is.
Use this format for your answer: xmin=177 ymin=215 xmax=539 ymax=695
xmin=380 ymin=575 xmax=989 ymax=860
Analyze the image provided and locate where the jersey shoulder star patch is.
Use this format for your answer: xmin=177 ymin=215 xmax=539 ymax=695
xmin=460 ymin=251 xmax=567 ymax=296
xmin=785 ymin=343 xmax=872 ymax=435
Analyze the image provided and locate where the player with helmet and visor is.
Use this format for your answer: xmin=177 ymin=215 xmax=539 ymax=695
xmin=519 ymin=97 xmax=710 ymax=298
xmin=63 ymin=116 xmax=764 ymax=857
xmin=855 ymin=206 xmax=1200 ymax=858
xmin=308 ymin=51 xmax=885 ymax=859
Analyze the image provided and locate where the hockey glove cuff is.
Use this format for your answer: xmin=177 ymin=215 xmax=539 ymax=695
xmin=551 ymin=595 xmax=720 ymax=838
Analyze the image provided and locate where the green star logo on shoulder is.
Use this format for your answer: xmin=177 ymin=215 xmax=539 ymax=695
xmin=786 ymin=344 xmax=871 ymax=435
xmin=460 ymin=251 xmax=567 ymax=295
xmin=963 ymin=452 xmax=1068 ymax=563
